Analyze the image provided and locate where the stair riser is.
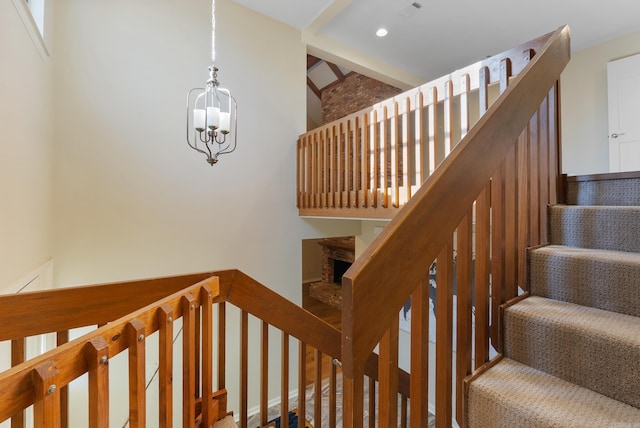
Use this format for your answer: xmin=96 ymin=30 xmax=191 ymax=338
xmin=566 ymin=177 xmax=640 ymax=206
xmin=550 ymin=206 xmax=640 ymax=252
xmin=529 ymin=248 xmax=640 ymax=318
xmin=503 ymin=303 xmax=640 ymax=409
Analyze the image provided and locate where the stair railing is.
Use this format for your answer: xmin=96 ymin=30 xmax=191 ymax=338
xmin=0 ymin=269 xmax=410 ymax=428
xmin=298 ymin=26 xmax=564 ymax=220
xmin=339 ymin=25 xmax=571 ymax=428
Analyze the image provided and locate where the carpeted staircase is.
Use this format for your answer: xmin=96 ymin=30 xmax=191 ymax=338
xmin=466 ymin=173 xmax=640 ymax=427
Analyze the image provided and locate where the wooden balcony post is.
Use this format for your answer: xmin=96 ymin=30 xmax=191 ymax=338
xmin=32 ymin=361 xmax=61 ymax=428
xmin=127 ymin=318 xmax=147 ymax=428
xmin=86 ymin=337 xmax=110 ymax=428
xmin=182 ymin=294 xmax=197 ymax=428
xmin=158 ymin=305 xmax=174 ymax=428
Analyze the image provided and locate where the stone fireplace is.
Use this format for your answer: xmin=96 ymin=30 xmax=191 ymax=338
xmin=309 ymin=236 xmax=355 ymax=309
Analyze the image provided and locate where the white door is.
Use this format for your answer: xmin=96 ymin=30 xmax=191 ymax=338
xmin=607 ymin=54 xmax=640 ymax=172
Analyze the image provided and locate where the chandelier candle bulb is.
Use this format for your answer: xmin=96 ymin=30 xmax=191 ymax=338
xmin=194 ymin=109 xmax=206 ymax=131
xmin=220 ymin=112 xmax=230 ymax=133
xmin=206 ymin=106 xmax=220 ymax=129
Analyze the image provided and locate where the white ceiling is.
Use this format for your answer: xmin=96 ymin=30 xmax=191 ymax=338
xmin=234 ymin=0 xmax=640 ymax=83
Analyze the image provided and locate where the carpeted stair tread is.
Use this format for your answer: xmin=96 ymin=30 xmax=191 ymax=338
xmin=503 ymin=296 xmax=640 ymax=408
xmin=529 ymin=245 xmax=640 ymax=317
xmin=466 ymin=358 xmax=640 ymax=428
xmin=550 ymin=205 xmax=640 ymax=253
xmin=214 ymin=415 xmax=239 ymax=428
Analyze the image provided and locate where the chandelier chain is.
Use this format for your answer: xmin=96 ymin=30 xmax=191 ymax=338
xmin=211 ymin=0 xmax=216 ymax=64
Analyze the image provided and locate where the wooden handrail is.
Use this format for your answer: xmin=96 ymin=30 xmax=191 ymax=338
xmin=0 ymin=272 xmax=218 ymax=340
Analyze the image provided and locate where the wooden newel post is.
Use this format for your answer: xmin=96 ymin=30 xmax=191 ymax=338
xmin=32 ymin=361 xmax=61 ymax=428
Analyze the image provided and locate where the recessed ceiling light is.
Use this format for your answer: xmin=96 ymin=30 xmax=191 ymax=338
xmin=376 ymin=28 xmax=388 ymax=37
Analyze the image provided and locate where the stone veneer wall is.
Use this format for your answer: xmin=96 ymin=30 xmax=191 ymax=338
xmin=321 ymin=73 xmax=402 ymax=124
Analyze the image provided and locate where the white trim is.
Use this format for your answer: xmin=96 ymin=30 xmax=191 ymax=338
xmin=1 ymin=258 xmax=54 ymax=295
xmin=11 ymin=0 xmax=49 ymax=60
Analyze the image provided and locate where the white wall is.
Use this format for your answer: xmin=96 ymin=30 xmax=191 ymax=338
xmin=0 ymin=0 xmax=54 ymax=291
xmin=51 ymin=0 xmax=360 ymax=422
xmin=561 ymin=30 xmax=640 ymax=175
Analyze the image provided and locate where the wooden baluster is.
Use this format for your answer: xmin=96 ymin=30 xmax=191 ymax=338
xmin=127 ymin=319 xmax=146 ymax=428
xmin=296 ymin=137 xmax=301 ymax=208
xmin=538 ymin=96 xmax=550 ymax=244
xmin=353 ymin=117 xmax=360 ymax=207
xmin=362 ymin=113 xmax=370 ymax=208
xmin=460 ymin=74 xmax=470 ymax=139
xmin=308 ymin=134 xmax=313 ymax=209
xmin=325 ymin=125 xmax=331 ymax=208
xmin=300 ymin=134 xmax=309 ymax=208
xmin=281 ymin=333 xmax=290 ymax=428
xmin=415 ymin=91 xmax=425 ymax=188
xmin=392 ymin=101 xmax=400 ymax=207
xmin=240 ymin=310 xmax=249 ymax=428
xmin=456 ymin=211 xmax=473 ymax=425
xmin=32 ymin=361 xmax=61 ymax=428
xmin=158 ymin=305 xmax=174 ymax=428
xmin=298 ymin=342 xmax=306 ymax=428
xmin=367 ymin=376 xmax=375 ymax=428
xmin=318 ymin=130 xmax=324 ymax=208
xmin=86 ymin=337 xmax=109 ymax=428
xmin=371 ymin=110 xmax=379 ymax=208
xmin=330 ymin=125 xmax=337 ymax=209
xmin=478 ymin=67 xmax=489 ymax=116
xmin=381 ymin=106 xmax=389 ymax=208
xmin=182 ymin=295 xmax=196 ymax=428
xmin=195 ymin=306 xmax=201 ymax=403
xmin=337 ymin=122 xmax=344 ymax=208
xmin=517 ymin=124 xmax=530 ymax=291
xmin=435 ymin=241 xmax=453 ymax=428
xmin=312 ymin=131 xmax=318 ymax=209
xmin=329 ymin=363 xmax=337 ymax=428
xmin=261 ymin=321 xmax=269 ymax=427
xmin=428 ymin=87 xmax=438 ymax=175
xmin=401 ymin=395 xmax=408 ymax=427
xmin=548 ymin=85 xmax=559 ymax=206
xmin=529 ymin=110 xmax=540 ymax=249
xmin=200 ymin=287 xmax=213 ymax=426
xmin=314 ymin=349 xmax=322 ymax=428
xmin=342 ymin=370 xmax=365 ymax=428
xmin=474 ymin=186 xmax=491 ymax=368
xmin=504 ymin=143 xmax=518 ymax=300
xmin=410 ymin=276 xmax=430 ymax=427
xmin=56 ymin=331 xmax=69 ymax=428
xmin=217 ymin=302 xmax=226 ymax=390
xmin=321 ymin=129 xmax=328 ymax=208
xmin=11 ymin=338 xmax=25 ymax=428
xmin=379 ymin=321 xmax=399 ymax=427
xmin=490 ymin=164 xmax=505 ymax=352
xmin=402 ymin=97 xmax=411 ymax=203
xmin=444 ymin=80 xmax=454 ymax=156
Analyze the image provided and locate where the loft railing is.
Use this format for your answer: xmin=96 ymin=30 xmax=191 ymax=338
xmin=297 ymin=29 xmax=565 ymax=220
xmin=0 ymin=270 xmax=409 ymax=428
xmin=339 ymin=25 xmax=570 ymax=428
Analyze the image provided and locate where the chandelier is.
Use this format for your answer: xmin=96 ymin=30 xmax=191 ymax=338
xmin=186 ymin=0 xmax=237 ymax=165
